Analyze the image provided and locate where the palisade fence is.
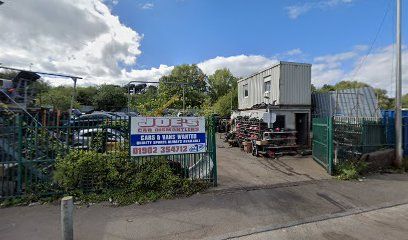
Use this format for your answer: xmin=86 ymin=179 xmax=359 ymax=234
xmin=0 ymin=109 xmax=217 ymax=199
xmin=313 ymin=116 xmax=390 ymax=174
xmin=332 ymin=116 xmax=388 ymax=165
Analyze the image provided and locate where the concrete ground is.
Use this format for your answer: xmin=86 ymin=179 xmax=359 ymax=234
xmin=215 ymin=135 xmax=330 ymax=190
xmin=237 ymin=203 xmax=408 ymax=240
xmin=1 ymin=173 xmax=408 ymax=240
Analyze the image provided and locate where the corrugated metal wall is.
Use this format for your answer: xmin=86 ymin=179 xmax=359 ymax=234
xmin=238 ymin=64 xmax=280 ymax=109
xmin=279 ymin=63 xmax=311 ymax=105
xmin=238 ymin=62 xmax=311 ymax=109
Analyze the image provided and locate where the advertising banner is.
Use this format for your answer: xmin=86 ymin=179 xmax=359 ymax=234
xmin=130 ymin=117 xmax=206 ymax=156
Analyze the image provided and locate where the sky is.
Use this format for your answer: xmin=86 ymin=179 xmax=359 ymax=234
xmin=0 ymin=0 xmax=407 ymax=95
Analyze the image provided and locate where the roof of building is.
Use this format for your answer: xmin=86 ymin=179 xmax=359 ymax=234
xmin=312 ymin=87 xmax=381 ymax=118
xmin=237 ymin=61 xmax=312 ymax=83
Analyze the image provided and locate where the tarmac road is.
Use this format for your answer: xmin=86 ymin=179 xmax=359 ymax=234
xmin=1 ymin=173 xmax=408 ymax=240
xmin=235 ymin=203 xmax=408 ymax=240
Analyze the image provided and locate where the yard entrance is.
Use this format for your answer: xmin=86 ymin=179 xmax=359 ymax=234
xmin=215 ymin=134 xmax=329 ymax=190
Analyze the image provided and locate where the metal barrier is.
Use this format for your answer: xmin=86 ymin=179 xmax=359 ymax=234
xmin=312 ymin=116 xmax=389 ymax=175
xmin=383 ymin=115 xmax=408 ymax=156
xmin=333 ymin=117 xmax=387 ymax=164
xmin=312 ymin=117 xmax=333 ymax=174
xmin=0 ymin=110 xmax=217 ymax=198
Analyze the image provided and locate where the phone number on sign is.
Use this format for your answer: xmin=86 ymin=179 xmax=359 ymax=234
xmin=132 ymin=146 xmax=188 ymax=155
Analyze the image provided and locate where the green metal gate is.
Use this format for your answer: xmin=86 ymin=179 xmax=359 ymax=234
xmin=312 ymin=117 xmax=333 ymax=174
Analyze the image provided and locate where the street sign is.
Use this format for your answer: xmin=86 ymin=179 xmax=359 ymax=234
xmin=130 ymin=116 xmax=206 ymax=156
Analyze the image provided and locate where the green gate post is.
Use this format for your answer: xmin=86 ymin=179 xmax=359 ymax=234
xmin=211 ymin=115 xmax=217 ymax=186
xmin=327 ymin=117 xmax=333 ymax=175
xmin=16 ymin=114 xmax=23 ymax=195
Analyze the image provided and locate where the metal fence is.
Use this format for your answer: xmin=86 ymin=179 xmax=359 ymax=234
xmin=0 ymin=109 xmax=217 ymax=199
xmin=312 ymin=116 xmax=389 ymax=174
xmin=333 ymin=117 xmax=388 ymax=165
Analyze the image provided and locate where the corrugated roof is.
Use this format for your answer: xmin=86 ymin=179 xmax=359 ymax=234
xmin=312 ymin=87 xmax=381 ymax=118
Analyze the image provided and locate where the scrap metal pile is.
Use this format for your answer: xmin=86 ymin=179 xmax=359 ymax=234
xmin=225 ymin=116 xmax=298 ymax=158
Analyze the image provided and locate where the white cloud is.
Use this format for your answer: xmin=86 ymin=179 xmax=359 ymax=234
xmin=286 ymin=4 xmax=313 ymax=19
xmin=0 ymin=0 xmax=400 ymax=97
xmin=0 ymin=0 xmax=149 ymax=86
xmin=285 ymin=48 xmax=303 ymax=56
xmin=0 ymin=0 xmax=276 ymax=86
xmin=198 ymin=55 xmax=277 ymax=77
xmin=310 ymin=44 xmax=408 ymax=96
xmin=350 ymin=45 xmax=407 ymax=96
xmin=286 ymin=0 xmax=354 ymax=19
xmin=123 ymin=64 xmax=173 ymax=84
xmin=140 ymin=2 xmax=154 ymax=10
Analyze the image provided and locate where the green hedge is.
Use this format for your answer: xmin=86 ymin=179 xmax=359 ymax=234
xmin=53 ymin=150 xmax=208 ymax=205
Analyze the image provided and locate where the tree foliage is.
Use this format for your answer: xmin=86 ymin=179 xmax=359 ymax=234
xmin=211 ymin=88 xmax=238 ymax=117
xmin=158 ymin=65 xmax=207 ymax=109
xmin=77 ymin=86 xmax=98 ymax=106
xmin=93 ymin=85 xmax=127 ymax=111
xmin=0 ymin=70 xmax=18 ymax=79
xmin=208 ymin=68 xmax=238 ymax=103
xmin=31 ymin=80 xmax=51 ymax=106
xmin=129 ymin=85 xmax=162 ymax=115
xmin=41 ymin=86 xmax=78 ymax=111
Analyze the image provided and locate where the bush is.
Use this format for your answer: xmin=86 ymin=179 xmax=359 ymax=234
xmin=335 ymin=161 xmax=368 ymax=180
xmin=54 ymin=150 xmax=208 ymax=205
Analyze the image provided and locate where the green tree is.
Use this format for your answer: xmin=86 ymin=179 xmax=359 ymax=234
xmin=41 ymin=86 xmax=78 ymax=111
xmin=333 ymin=81 xmax=369 ymax=90
xmin=208 ymin=69 xmax=238 ymax=103
xmin=311 ymin=84 xmax=317 ymax=92
xmin=208 ymin=88 xmax=238 ymax=117
xmin=130 ymin=85 xmax=161 ymax=115
xmin=402 ymin=94 xmax=408 ymax=108
xmin=0 ymin=70 xmax=18 ymax=79
xmin=93 ymin=85 xmax=127 ymax=111
xmin=316 ymin=84 xmax=336 ymax=93
xmin=374 ymin=88 xmax=393 ymax=110
xmin=158 ymin=65 xmax=207 ymax=109
xmin=31 ymin=80 xmax=51 ymax=106
xmin=77 ymin=86 xmax=98 ymax=106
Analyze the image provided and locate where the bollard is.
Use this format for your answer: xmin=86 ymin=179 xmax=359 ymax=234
xmin=61 ymin=196 xmax=73 ymax=240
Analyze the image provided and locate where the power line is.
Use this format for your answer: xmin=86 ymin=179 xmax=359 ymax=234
xmin=346 ymin=0 xmax=392 ymax=81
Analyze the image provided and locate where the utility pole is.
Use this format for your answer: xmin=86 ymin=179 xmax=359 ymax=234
xmin=395 ymin=0 xmax=403 ymax=167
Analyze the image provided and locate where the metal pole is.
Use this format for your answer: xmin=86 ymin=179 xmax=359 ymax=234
xmin=230 ymin=83 xmax=233 ymax=114
xmin=127 ymin=84 xmax=131 ymax=113
xmin=61 ymin=196 xmax=74 ymax=240
xmin=395 ymin=0 xmax=403 ymax=167
xmin=182 ymin=85 xmax=185 ymax=114
xmin=67 ymin=78 xmax=77 ymax=146
xmin=69 ymin=78 xmax=77 ymax=119
xmin=24 ymin=80 xmax=27 ymax=110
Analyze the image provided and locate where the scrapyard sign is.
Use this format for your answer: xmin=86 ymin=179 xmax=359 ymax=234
xmin=130 ymin=117 xmax=206 ymax=156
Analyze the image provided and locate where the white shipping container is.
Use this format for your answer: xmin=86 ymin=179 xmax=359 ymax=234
xmin=238 ymin=61 xmax=311 ymax=109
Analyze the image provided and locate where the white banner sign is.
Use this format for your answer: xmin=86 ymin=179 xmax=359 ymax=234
xmin=130 ymin=117 xmax=206 ymax=156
